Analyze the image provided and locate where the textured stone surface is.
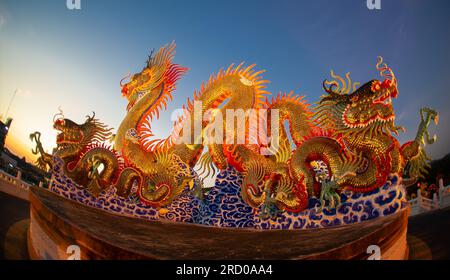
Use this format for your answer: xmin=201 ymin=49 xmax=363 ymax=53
xmin=28 ymin=186 xmax=409 ymax=260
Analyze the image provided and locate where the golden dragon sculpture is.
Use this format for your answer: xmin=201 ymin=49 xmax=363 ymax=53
xmin=51 ymin=42 xmax=437 ymax=213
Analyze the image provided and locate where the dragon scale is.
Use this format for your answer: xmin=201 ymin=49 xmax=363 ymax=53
xmin=51 ymin=43 xmax=437 ymax=213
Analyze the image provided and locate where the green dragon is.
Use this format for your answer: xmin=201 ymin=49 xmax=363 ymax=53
xmin=403 ymin=107 xmax=439 ymax=180
xmin=30 ymin=131 xmax=53 ymax=172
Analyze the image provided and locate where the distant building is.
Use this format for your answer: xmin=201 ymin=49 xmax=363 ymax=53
xmin=0 ymin=147 xmax=47 ymax=185
xmin=0 ymin=117 xmax=48 ymax=185
xmin=0 ymin=118 xmax=12 ymax=151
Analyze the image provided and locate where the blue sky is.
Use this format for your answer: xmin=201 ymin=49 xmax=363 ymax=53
xmin=0 ymin=0 xmax=449 ymax=160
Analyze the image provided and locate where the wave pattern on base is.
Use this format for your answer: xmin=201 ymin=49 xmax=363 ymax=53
xmin=49 ymin=157 xmax=407 ymax=230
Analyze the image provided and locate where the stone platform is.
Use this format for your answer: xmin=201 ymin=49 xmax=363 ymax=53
xmin=28 ymin=186 xmax=409 ymax=260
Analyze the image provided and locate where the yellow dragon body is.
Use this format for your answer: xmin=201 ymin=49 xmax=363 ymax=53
xmin=52 ymin=43 xmax=437 ymax=213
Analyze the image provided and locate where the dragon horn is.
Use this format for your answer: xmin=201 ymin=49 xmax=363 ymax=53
xmin=86 ymin=111 xmax=96 ymax=122
xmin=53 ymin=106 xmax=64 ymax=122
xmin=120 ymin=73 xmax=131 ymax=87
xmin=147 ymin=49 xmax=155 ymax=67
xmin=322 ymin=80 xmax=339 ymax=95
xmin=321 ymin=80 xmax=349 ymax=103
xmin=376 ymin=56 xmax=396 ymax=84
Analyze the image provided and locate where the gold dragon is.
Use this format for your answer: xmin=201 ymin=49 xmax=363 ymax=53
xmin=52 ymin=43 xmax=437 ymax=212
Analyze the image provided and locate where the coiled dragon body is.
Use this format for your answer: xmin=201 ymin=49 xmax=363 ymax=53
xmin=52 ymin=43 xmax=437 ymax=213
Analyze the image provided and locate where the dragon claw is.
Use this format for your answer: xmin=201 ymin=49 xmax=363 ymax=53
xmin=318 ymin=179 xmax=341 ymax=211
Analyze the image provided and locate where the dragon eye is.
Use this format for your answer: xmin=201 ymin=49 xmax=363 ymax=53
xmin=371 ymin=81 xmax=381 ymax=92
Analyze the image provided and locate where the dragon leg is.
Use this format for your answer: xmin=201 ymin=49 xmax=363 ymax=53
xmin=290 ymin=137 xmax=343 ymax=197
xmin=68 ymin=147 xmax=120 ymax=196
xmin=272 ymin=174 xmax=309 ymax=213
xmin=138 ymin=153 xmax=192 ymax=207
xmin=113 ymin=167 xmax=142 ymax=198
xmin=240 ymin=160 xmax=266 ymax=208
xmin=289 ymin=136 xmax=385 ymax=209
xmin=318 ymin=178 xmax=341 ymax=211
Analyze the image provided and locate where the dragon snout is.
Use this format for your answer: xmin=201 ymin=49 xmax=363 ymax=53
xmin=390 ymin=89 xmax=398 ymax=99
xmin=53 ymin=118 xmax=65 ymax=129
xmin=380 ymin=79 xmax=398 ymax=99
xmin=121 ymin=85 xmax=129 ymax=96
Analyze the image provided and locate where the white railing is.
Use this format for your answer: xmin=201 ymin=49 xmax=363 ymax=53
xmin=0 ymin=169 xmax=31 ymax=189
xmin=0 ymin=169 xmax=33 ymax=200
xmin=438 ymin=178 xmax=450 ymax=209
xmin=409 ymin=178 xmax=450 ymax=216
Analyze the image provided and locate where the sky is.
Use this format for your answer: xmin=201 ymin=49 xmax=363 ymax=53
xmin=0 ymin=0 xmax=449 ymax=163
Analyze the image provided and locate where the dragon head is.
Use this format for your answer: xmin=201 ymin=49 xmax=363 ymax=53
xmin=426 ymin=108 xmax=439 ymax=126
xmin=53 ymin=110 xmax=113 ymax=158
xmin=316 ymin=57 xmax=400 ymax=137
xmin=119 ymin=42 xmax=188 ymax=112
